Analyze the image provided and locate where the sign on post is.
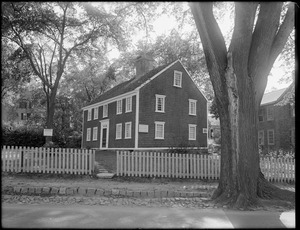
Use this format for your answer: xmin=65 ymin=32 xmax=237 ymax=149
xmin=43 ymin=129 xmax=53 ymax=136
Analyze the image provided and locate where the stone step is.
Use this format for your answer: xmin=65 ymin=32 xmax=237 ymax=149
xmin=96 ymin=173 xmax=115 ymax=179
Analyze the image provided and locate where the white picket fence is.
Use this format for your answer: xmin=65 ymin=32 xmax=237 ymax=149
xmin=1 ymin=146 xmax=95 ymax=175
xmin=116 ymin=151 xmax=295 ymax=183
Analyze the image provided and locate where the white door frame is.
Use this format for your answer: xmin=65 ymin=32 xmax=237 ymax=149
xmin=99 ymin=119 xmax=109 ymax=149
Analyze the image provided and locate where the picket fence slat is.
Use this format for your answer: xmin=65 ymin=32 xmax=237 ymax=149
xmin=2 ymin=146 xmax=95 ymax=175
xmin=116 ymin=151 xmax=295 ymax=183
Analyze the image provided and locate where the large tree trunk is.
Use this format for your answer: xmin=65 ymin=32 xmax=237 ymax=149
xmin=211 ymin=52 xmax=260 ymax=208
xmin=190 ymin=2 xmax=295 ymax=209
xmin=45 ymin=91 xmax=56 ymax=145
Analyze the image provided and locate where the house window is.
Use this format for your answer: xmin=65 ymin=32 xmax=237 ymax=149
xmin=125 ymin=122 xmax=132 ymax=139
xmin=94 ymin=107 xmax=98 ymax=120
xmin=189 ymin=99 xmax=197 ymax=116
xmin=116 ymin=123 xmax=122 ymax=140
xmin=173 ymin=70 xmax=182 ymax=87
xmin=203 ymin=128 xmax=208 ymax=133
xmin=87 ymin=109 xmax=92 ymax=121
xmin=189 ymin=124 xmax=197 ymax=140
xmin=93 ymin=127 xmax=98 ymax=141
xmin=86 ymin=128 xmax=91 ymax=141
xmin=258 ymin=130 xmax=264 ymax=145
xmin=117 ymin=99 xmax=122 ymax=114
xmin=267 ymin=106 xmax=274 ymax=121
xmin=155 ymin=94 xmax=166 ymax=113
xmin=21 ymin=113 xmax=28 ymax=120
xmin=103 ymin=104 xmax=108 ymax=118
xmin=258 ymin=108 xmax=264 ymax=122
xmin=267 ymin=129 xmax=275 ymax=145
xmin=19 ymin=101 xmax=27 ymax=109
xmin=155 ymin=121 xmax=165 ymax=139
xmin=125 ymin=96 xmax=132 ymax=113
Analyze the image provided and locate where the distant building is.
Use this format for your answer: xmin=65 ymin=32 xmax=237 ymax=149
xmin=81 ymin=54 xmax=208 ymax=150
xmin=17 ymin=99 xmax=32 ymax=124
xmin=258 ymin=84 xmax=295 ymax=153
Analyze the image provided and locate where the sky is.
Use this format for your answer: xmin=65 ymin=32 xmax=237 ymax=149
xmin=104 ymin=2 xmax=293 ymax=93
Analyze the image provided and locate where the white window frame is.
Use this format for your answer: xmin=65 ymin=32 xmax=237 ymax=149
xmin=87 ymin=109 xmax=92 ymax=121
xmin=93 ymin=127 xmax=98 ymax=141
xmin=258 ymin=108 xmax=264 ymax=122
xmin=173 ymin=70 xmax=182 ymax=88
xmin=116 ymin=123 xmax=122 ymax=140
xmin=125 ymin=122 xmax=132 ymax=139
xmin=189 ymin=124 xmax=197 ymax=140
xmin=267 ymin=129 xmax=275 ymax=145
xmin=154 ymin=121 xmax=165 ymax=139
xmin=116 ymin=99 xmax=123 ymax=115
xmin=86 ymin=128 xmax=91 ymax=141
xmin=94 ymin=107 xmax=99 ymax=120
xmin=258 ymin=130 xmax=264 ymax=146
xmin=155 ymin=94 xmax=166 ymax=113
xmin=125 ymin=96 xmax=132 ymax=113
xmin=103 ymin=104 xmax=108 ymax=118
xmin=267 ymin=106 xmax=274 ymax=121
xmin=189 ymin=99 xmax=197 ymax=116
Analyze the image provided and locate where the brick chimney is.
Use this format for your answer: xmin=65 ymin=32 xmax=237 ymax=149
xmin=134 ymin=53 xmax=156 ymax=78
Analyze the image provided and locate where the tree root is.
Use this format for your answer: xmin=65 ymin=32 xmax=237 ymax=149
xmin=210 ymin=172 xmax=295 ymax=210
xmin=257 ymin=172 xmax=295 ymax=202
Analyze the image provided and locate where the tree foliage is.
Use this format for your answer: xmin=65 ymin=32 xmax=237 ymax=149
xmin=1 ymin=41 xmax=32 ymax=99
xmin=2 ymin=2 xmax=124 ymax=143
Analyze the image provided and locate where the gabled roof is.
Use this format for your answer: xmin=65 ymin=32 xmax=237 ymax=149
xmin=84 ymin=60 xmax=178 ymax=108
xmin=261 ymin=84 xmax=293 ymax=106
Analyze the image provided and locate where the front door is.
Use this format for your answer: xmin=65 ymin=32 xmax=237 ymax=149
xmin=100 ymin=120 xmax=109 ymax=149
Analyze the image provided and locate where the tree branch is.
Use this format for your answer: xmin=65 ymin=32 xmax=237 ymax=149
xmin=189 ymin=2 xmax=227 ymax=101
xmin=269 ymin=2 xmax=295 ymax=68
xmin=49 ymin=43 xmax=57 ymax=86
xmin=229 ymin=2 xmax=258 ymax=73
xmin=248 ymin=2 xmax=283 ymax=105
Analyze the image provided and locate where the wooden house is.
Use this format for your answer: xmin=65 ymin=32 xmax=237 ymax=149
xmin=81 ymin=54 xmax=208 ymax=150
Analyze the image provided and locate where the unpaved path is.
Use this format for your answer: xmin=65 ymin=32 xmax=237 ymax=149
xmin=2 ymin=172 xmax=218 ymax=193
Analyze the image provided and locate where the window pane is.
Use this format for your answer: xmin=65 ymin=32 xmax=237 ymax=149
xmin=174 ymin=71 xmax=182 ymax=87
xmin=116 ymin=124 xmax=122 ymax=139
xmin=103 ymin=104 xmax=108 ymax=117
xmin=155 ymin=95 xmax=165 ymax=112
xmin=94 ymin=107 xmax=98 ymax=119
xmin=189 ymin=125 xmax=196 ymax=140
xmin=155 ymin=122 xmax=164 ymax=139
xmin=93 ymin=127 xmax=98 ymax=140
xmin=267 ymin=107 xmax=274 ymax=120
xmin=126 ymin=97 xmax=132 ymax=112
xmin=125 ymin=122 xmax=131 ymax=138
xmin=268 ymin=130 xmax=274 ymax=145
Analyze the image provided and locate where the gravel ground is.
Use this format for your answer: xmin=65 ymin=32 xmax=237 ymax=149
xmin=1 ymin=172 xmax=294 ymax=211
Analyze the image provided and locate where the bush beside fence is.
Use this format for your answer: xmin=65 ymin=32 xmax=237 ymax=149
xmin=2 ymin=146 xmax=95 ymax=175
xmin=117 ymin=151 xmax=295 ymax=183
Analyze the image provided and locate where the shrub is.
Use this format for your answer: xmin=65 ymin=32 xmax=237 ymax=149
xmin=260 ymin=148 xmax=295 ymax=159
xmin=1 ymin=126 xmax=82 ymax=148
xmin=2 ymin=126 xmax=45 ymax=147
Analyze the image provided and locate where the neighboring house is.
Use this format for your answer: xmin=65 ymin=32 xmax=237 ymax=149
xmin=17 ymin=99 xmax=32 ymax=124
xmin=258 ymin=84 xmax=295 ymax=153
xmin=81 ymin=54 xmax=208 ymax=150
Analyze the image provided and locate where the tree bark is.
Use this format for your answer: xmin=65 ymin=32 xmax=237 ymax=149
xmin=190 ymin=2 xmax=295 ymax=209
